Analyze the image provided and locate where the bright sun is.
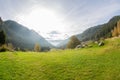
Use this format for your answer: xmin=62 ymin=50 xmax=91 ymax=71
xmin=16 ymin=6 xmax=63 ymax=33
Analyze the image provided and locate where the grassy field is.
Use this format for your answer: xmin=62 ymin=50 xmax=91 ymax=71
xmin=0 ymin=38 xmax=120 ymax=80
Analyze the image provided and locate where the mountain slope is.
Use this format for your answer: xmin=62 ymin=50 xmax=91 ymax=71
xmin=56 ymin=38 xmax=70 ymax=49
xmin=57 ymin=15 xmax=120 ymax=48
xmin=77 ymin=15 xmax=120 ymax=41
xmin=0 ymin=19 xmax=53 ymax=51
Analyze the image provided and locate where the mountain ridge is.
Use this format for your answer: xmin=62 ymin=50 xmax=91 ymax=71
xmin=57 ymin=15 xmax=120 ymax=48
xmin=0 ymin=19 xmax=54 ymax=51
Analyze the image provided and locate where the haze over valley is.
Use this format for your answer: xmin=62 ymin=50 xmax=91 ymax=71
xmin=0 ymin=0 xmax=120 ymax=45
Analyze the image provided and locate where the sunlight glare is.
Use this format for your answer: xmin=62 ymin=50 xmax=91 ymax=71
xmin=16 ymin=7 xmax=63 ymax=33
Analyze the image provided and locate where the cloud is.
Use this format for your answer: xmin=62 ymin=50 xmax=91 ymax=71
xmin=0 ymin=0 xmax=120 ymax=45
xmin=44 ymin=30 xmax=70 ymax=45
xmin=48 ymin=40 xmax=64 ymax=46
xmin=46 ymin=31 xmax=68 ymax=40
xmin=0 ymin=0 xmax=34 ymax=20
xmin=48 ymin=31 xmax=60 ymax=35
xmin=47 ymin=31 xmax=60 ymax=38
xmin=61 ymin=0 xmax=120 ymax=34
xmin=28 ymin=0 xmax=120 ymax=35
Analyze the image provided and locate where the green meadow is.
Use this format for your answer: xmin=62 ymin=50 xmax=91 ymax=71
xmin=0 ymin=38 xmax=120 ymax=80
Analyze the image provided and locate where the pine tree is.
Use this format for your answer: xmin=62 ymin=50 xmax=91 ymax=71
xmin=0 ymin=30 xmax=6 ymax=46
xmin=0 ymin=17 xmax=3 ymax=25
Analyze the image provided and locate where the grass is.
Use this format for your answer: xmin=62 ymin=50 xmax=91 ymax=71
xmin=0 ymin=38 xmax=120 ymax=80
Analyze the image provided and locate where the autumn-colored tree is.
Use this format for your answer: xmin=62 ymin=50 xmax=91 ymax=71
xmin=67 ymin=36 xmax=81 ymax=49
xmin=112 ymin=20 xmax=120 ymax=37
xmin=114 ymin=26 xmax=119 ymax=36
xmin=117 ymin=20 xmax=120 ymax=35
xmin=111 ymin=30 xmax=115 ymax=37
xmin=34 ymin=43 xmax=41 ymax=52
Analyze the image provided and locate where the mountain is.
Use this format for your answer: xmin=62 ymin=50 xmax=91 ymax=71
xmin=0 ymin=18 xmax=54 ymax=51
xmin=57 ymin=15 xmax=120 ymax=48
xmin=76 ymin=15 xmax=120 ymax=41
xmin=56 ymin=38 xmax=70 ymax=49
xmin=76 ymin=25 xmax=102 ymax=41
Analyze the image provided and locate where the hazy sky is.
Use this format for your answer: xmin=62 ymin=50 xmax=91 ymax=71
xmin=0 ymin=0 xmax=120 ymax=45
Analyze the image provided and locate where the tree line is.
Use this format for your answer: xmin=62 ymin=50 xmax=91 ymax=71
xmin=0 ymin=30 xmax=42 ymax=52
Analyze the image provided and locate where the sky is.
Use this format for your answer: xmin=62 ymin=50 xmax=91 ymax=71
xmin=0 ymin=0 xmax=120 ymax=45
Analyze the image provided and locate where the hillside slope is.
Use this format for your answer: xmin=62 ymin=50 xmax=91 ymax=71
xmin=57 ymin=15 xmax=120 ymax=48
xmin=0 ymin=38 xmax=120 ymax=80
xmin=76 ymin=16 xmax=120 ymax=41
xmin=0 ymin=19 xmax=54 ymax=50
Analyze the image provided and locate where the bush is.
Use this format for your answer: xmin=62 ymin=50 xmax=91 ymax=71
xmin=0 ymin=44 xmax=14 ymax=52
xmin=0 ymin=45 xmax=8 ymax=52
xmin=0 ymin=47 xmax=7 ymax=52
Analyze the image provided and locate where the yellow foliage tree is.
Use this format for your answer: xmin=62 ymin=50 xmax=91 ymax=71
xmin=34 ymin=43 xmax=41 ymax=52
xmin=112 ymin=26 xmax=117 ymax=37
xmin=117 ymin=20 xmax=120 ymax=35
xmin=112 ymin=20 xmax=120 ymax=37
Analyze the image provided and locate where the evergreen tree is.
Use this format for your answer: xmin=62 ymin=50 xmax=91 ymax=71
xmin=0 ymin=30 xmax=6 ymax=46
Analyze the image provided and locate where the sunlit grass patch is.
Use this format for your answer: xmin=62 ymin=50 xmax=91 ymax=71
xmin=0 ymin=38 xmax=120 ymax=80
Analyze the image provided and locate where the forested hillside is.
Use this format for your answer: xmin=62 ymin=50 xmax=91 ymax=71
xmin=0 ymin=18 xmax=54 ymax=51
xmin=77 ymin=16 xmax=120 ymax=41
xmin=57 ymin=16 xmax=120 ymax=48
